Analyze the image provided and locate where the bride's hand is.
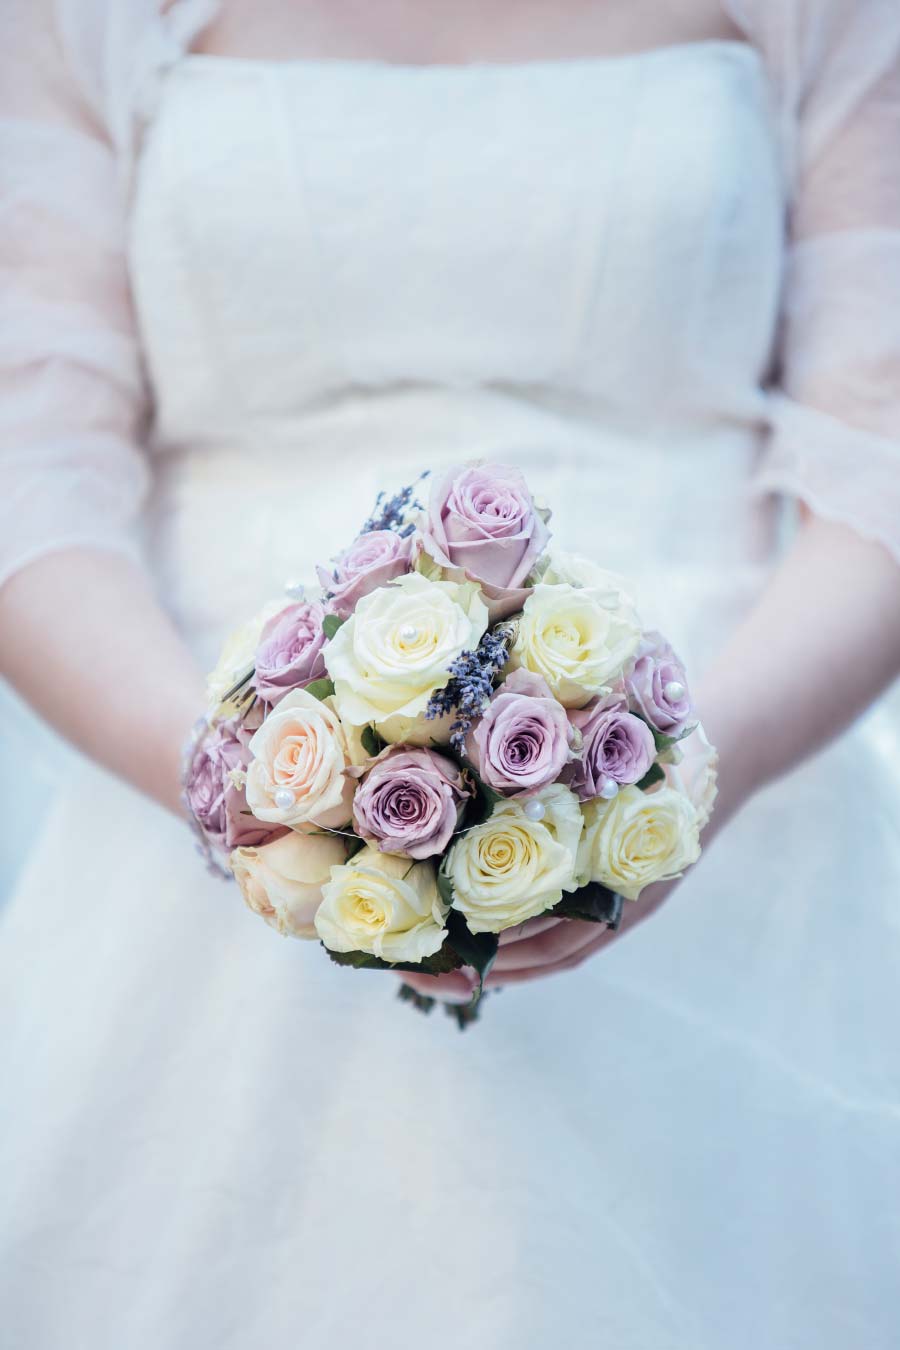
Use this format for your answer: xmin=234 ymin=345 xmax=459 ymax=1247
xmin=397 ymin=878 xmax=677 ymax=1003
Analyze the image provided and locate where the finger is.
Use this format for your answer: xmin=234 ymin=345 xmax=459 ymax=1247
xmin=491 ymin=919 xmax=603 ymax=973
xmin=397 ymin=969 xmax=476 ymax=1004
xmin=497 ymin=915 xmax=563 ymax=946
xmin=485 ymin=929 xmax=615 ymax=986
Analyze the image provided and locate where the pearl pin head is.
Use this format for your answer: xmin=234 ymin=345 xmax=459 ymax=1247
xmin=524 ymin=798 xmax=546 ymax=821
xmin=399 ymin=624 xmax=420 ymax=643
xmin=273 ymin=787 xmax=296 ymax=811
xmin=598 ymin=778 xmax=619 ymax=800
xmin=664 ymin=680 xmax=686 ymax=703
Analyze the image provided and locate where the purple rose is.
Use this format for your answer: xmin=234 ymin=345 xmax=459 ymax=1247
xmin=185 ymin=720 xmax=285 ymax=853
xmin=566 ymin=695 xmax=656 ymax=800
xmin=465 ymin=668 xmax=576 ymax=794
xmin=252 ymin=600 xmax=328 ymax=706
xmin=351 ymin=745 xmax=472 ymax=859
xmin=625 ymin=632 xmax=694 ymax=735
xmin=423 ymin=462 xmax=550 ymax=592
xmin=317 ymin=530 xmax=413 ymax=620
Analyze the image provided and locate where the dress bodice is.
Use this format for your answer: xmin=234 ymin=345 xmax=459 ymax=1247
xmin=128 ymin=41 xmax=788 ymax=665
xmin=131 ymin=42 xmax=784 ymax=438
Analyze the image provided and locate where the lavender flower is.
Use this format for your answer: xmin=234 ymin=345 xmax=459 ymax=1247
xmin=361 ymin=472 xmax=430 ymax=537
xmin=425 ymin=627 xmax=511 ymax=752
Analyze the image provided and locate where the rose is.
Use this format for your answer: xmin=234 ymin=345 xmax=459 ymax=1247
xmin=576 ymin=783 xmax=701 ymax=900
xmin=244 ymin=688 xmax=365 ymax=829
xmin=442 ymin=783 xmax=582 ymax=933
xmin=317 ymin=530 xmax=413 ymax=620
xmin=351 ymin=745 xmax=471 ymax=859
xmin=252 ymin=599 xmax=329 ymax=706
xmin=566 ymin=695 xmax=656 ymax=799
xmin=324 ymin=572 xmax=488 ymax=743
xmin=465 ymin=668 xmax=577 ymax=795
xmin=230 ymin=830 xmax=347 ymax=938
xmin=663 ymin=722 xmax=719 ymax=830
xmin=206 ymin=598 xmax=287 ymax=717
xmin=184 ymin=718 xmax=286 ymax=852
xmin=422 ymin=461 xmax=550 ymax=589
xmin=625 ymin=632 xmax=694 ymax=735
xmin=508 ymin=582 xmax=642 ymax=709
xmin=314 ymin=847 xmax=449 ymax=963
xmin=539 ymin=551 xmax=636 ymax=597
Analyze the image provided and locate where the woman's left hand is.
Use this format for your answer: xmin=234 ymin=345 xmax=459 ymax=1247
xmin=398 ymin=878 xmax=676 ymax=1004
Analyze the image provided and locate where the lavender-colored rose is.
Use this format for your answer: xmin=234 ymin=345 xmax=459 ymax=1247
xmin=625 ymin=632 xmax=694 ymax=735
xmin=317 ymin=530 xmax=412 ymax=620
xmin=351 ymin=745 xmax=472 ymax=859
xmin=252 ymin=600 xmax=328 ymax=706
xmin=566 ymin=695 xmax=656 ymax=800
xmin=423 ymin=462 xmax=550 ymax=590
xmin=465 ymin=668 xmax=576 ymax=794
xmin=185 ymin=720 xmax=284 ymax=853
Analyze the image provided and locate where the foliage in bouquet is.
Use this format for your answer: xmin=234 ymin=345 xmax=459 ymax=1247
xmin=184 ymin=461 xmax=717 ymax=1028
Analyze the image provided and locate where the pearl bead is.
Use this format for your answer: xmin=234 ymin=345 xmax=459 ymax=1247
xmin=524 ymin=798 xmax=546 ymax=821
xmin=664 ymin=680 xmax=686 ymax=702
xmin=283 ymin=579 xmax=306 ymax=600
xmin=399 ymin=624 xmax=419 ymax=643
xmin=598 ymin=778 xmax=619 ymax=800
xmin=274 ymin=787 xmax=295 ymax=811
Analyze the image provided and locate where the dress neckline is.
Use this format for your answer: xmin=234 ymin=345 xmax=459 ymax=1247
xmin=180 ymin=37 xmax=760 ymax=77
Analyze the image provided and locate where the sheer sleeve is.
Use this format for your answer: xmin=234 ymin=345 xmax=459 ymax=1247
xmin=729 ymin=0 xmax=900 ymax=563
xmin=0 ymin=0 xmax=154 ymax=589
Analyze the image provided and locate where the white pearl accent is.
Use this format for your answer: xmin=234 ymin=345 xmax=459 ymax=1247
xmin=283 ymin=579 xmax=306 ymax=600
xmin=664 ymin=680 xmax=686 ymax=702
xmin=524 ymin=798 xmax=546 ymax=821
xmin=598 ymin=778 xmax=619 ymax=800
xmin=399 ymin=624 xmax=419 ymax=642
xmin=274 ymin=787 xmax=295 ymax=811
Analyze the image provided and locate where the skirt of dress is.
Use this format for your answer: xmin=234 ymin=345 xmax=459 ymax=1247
xmin=1 ymin=693 xmax=898 ymax=1350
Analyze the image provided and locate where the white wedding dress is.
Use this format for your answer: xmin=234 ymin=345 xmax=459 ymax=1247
xmin=2 ymin=3 xmax=900 ymax=1347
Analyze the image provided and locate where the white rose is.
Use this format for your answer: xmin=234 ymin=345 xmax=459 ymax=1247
xmin=576 ymin=783 xmax=701 ymax=901
xmin=206 ymin=598 xmax=285 ymax=717
xmin=508 ymin=582 xmax=641 ymax=708
xmin=324 ymin=572 xmax=489 ymax=743
xmin=315 ymin=847 xmax=449 ymax=963
xmin=443 ymin=784 xmax=582 ymax=934
xmin=664 ymin=721 xmax=719 ymax=830
xmin=245 ymin=688 xmax=364 ymax=830
xmin=541 ymin=551 xmax=638 ymax=608
xmin=230 ymin=830 xmax=347 ymax=938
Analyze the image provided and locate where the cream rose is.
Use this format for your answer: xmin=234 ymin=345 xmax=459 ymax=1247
xmin=245 ymin=688 xmax=364 ymax=830
xmin=576 ymin=783 xmax=701 ymax=901
xmin=314 ymin=847 xmax=449 ymax=963
xmin=541 ymin=551 xmax=638 ymax=606
xmin=442 ymin=784 xmax=583 ymax=934
xmin=508 ymin=582 xmax=641 ymax=708
xmin=324 ymin=571 xmax=489 ymax=743
xmin=230 ymin=830 xmax=347 ymax=938
xmin=206 ymin=598 xmax=286 ymax=718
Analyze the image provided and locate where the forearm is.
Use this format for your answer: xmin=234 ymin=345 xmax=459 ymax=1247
xmin=0 ymin=549 xmax=205 ymax=814
xmin=697 ymin=513 xmax=900 ymax=830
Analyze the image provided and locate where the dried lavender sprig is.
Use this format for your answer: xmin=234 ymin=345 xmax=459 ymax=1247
xmin=361 ymin=471 xmax=430 ymax=537
xmin=425 ymin=627 xmax=512 ymax=752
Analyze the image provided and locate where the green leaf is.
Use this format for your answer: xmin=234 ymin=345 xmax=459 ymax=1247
xmin=464 ymin=769 xmax=506 ymax=827
xmin=551 ymin=882 xmax=624 ymax=929
xmin=305 ymin=677 xmax=336 ymax=702
xmin=321 ymin=940 xmax=463 ymax=977
xmin=445 ymin=908 xmax=499 ymax=988
xmin=437 ymin=868 xmax=455 ymax=910
xmin=322 ymin=614 xmax=344 ymax=641
xmin=635 ymin=762 xmax=665 ymax=791
xmin=360 ymin=724 xmax=385 ymax=757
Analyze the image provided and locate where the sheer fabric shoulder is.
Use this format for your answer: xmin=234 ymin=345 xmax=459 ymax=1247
xmin=723 ymin=0 xmax=900 ymax=561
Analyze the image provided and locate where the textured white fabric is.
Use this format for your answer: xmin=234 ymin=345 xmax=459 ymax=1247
xmin=2 ymin=6 xmax=900 ymax=1349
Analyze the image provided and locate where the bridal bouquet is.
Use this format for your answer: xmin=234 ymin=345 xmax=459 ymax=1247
xmin=183 ymin=462 xmax=716 ymax=1026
